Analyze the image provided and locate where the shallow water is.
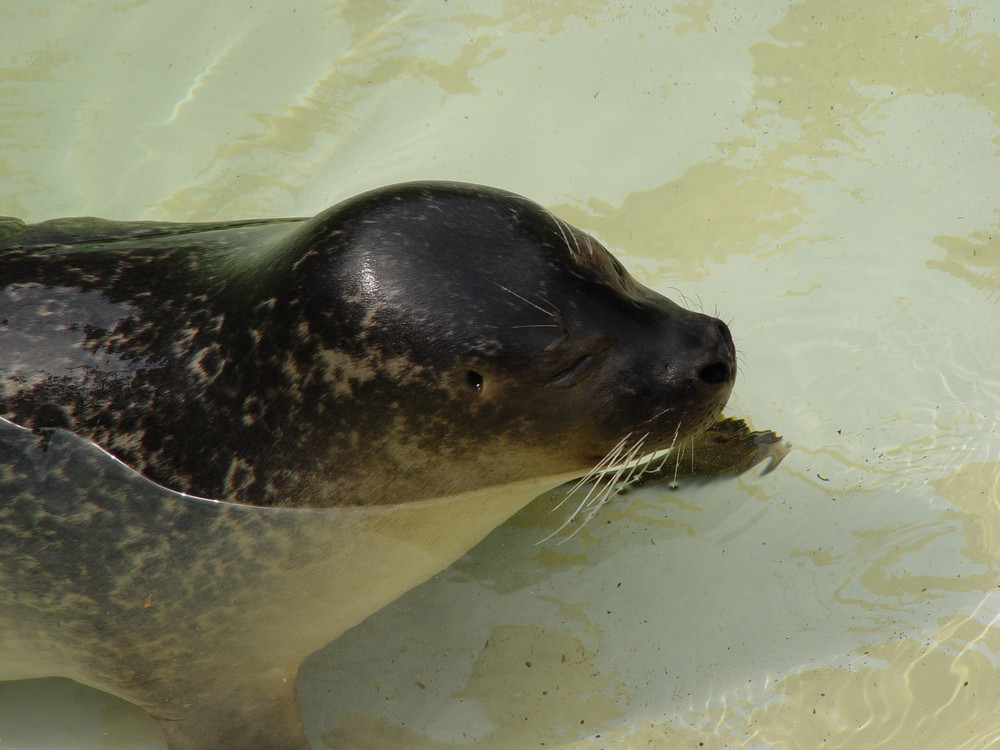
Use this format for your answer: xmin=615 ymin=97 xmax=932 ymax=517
xmin=2 ymin=1 xmax=999 ymax=748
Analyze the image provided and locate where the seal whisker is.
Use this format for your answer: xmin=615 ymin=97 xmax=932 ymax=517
xmin=659 ymin=432 xmax=696 ymax=489
xmin=557 ymin=435 xmax=651 ymax=541
xmin=544 ymin=431 xmax=673 ymax=543
xmin=552 ymin=217 xmax=581 ymax=260
xmin=666 ymin=441 xmax=687 ymax=487
xmin=629 ymin=443 xmax=676 ymax=486
xmin=564 ymin=220 xmax=585 ymax=259
xmin=636 ymin=421 xmax=683 ymax=482
xmin=549 ymin=434 xmax=633 ymax=515
xmin=635 ymin=404 xmax=678 ymax=429
xmin=490 ymin=281 xmax=558 ymax=318
xmin=540 ymin=439 xmax=634 ymax=543
xmin=630 ymin=422 xmax=687 ymax=490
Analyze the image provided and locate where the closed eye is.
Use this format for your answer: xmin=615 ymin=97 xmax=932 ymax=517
xmin=547 ymin=354 xmax=594 ymax=387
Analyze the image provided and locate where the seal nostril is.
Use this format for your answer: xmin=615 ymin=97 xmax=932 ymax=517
xmin=699 ymin=321 xmax=737 ymax=386
xmin=466 ymin=370 xmax=484 ymax=392
xmin=699 ymin=361 xmax=731 ymax=386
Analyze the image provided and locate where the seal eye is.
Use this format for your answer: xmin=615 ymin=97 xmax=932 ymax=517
xmin=547 ymin=354 xmax=593 ymax=387
xmin=466 ymin=370 xmax=484 ymax=392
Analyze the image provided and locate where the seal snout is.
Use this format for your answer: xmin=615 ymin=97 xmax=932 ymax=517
xmin=661 ymin=315 xmax=736 ymax=398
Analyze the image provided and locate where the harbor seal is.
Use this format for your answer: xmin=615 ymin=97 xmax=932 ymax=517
xmin=0 ymin=182 xmax=742 ymax=748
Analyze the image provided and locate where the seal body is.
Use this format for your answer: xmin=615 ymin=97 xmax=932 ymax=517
xmin=0 ymin=182 xmax=737 ymax=748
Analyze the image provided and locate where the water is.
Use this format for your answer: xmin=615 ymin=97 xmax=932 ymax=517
xmin=1 ymin=1 xmax=999 ymax=748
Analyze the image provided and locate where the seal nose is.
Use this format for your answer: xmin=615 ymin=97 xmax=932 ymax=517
xmin=698 ymin=321 xmax=736 ymax=386
xmin=663 ymin=316 xmax=735 ymax=394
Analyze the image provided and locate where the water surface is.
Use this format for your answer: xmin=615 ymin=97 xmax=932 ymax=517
xmin=1 ymin=1 xmax=999 ymax=748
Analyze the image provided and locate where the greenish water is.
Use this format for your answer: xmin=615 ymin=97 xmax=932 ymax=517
xmin=1 ymin=1 xmax=999 ymax=748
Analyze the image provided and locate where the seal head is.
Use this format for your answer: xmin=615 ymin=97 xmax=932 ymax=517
xmin=292 ymin=183 xmax=736 ymax=503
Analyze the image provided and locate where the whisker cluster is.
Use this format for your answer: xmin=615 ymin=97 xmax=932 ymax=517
xmin=543 ymin=422 xmax=684 ymax=543
xmin=552 ymin=217 xmax=586 ymax=259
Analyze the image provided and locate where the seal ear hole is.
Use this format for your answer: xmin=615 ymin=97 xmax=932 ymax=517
xmin=466 ymin=370 xmax=484 ymax=392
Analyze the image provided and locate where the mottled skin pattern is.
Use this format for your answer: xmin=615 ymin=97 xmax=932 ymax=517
xmin=0 ymin=416 xmax=532 ymax=749
xmin=0 ymin=419 xmax=311 ymax=746
xmin=0 ymin=182 xmax=737 ymax=748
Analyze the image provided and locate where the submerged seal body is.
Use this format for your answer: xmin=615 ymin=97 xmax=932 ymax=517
xmin=0 ymin=182 xmax=736 ymax=748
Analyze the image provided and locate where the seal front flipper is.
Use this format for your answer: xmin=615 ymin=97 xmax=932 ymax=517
xmin=617 ymin=417 xmax=790 ymax=491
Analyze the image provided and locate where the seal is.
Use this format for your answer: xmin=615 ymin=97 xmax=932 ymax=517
xmin=0 ymin=182 xmax=740 ymax=749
